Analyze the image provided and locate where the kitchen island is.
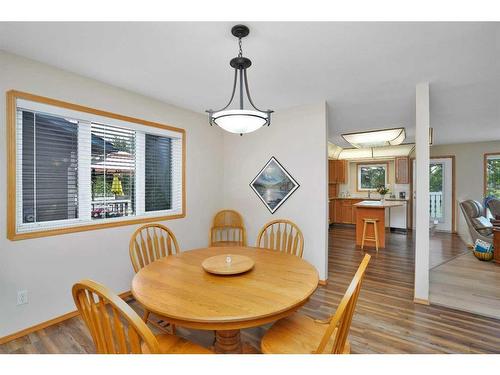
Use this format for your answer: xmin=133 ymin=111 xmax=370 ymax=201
xmin=353 ymin=200 xmax=405 ymax=249
xmin=329 ymin=197 xmax=409 ymax=228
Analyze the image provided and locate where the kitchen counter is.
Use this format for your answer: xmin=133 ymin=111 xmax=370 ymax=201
xmin=353 ymin=200 xmax=405 ymax=208
xmin=328 ymin=197 xmax=409 ymax=231
xmin=329 ymin=197 xmax=408 ymax=201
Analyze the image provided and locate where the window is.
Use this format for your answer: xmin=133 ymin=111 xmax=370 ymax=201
xmin=357 ymin=163 xmax=387 ymax=191
xmin=485 ymin=153 xmax=500 ymax=198
xmin=90 ymin=124 xmax=136 ymax=220
xmin=429 ymin=162 xmax=443 ymax=220
xmin=7 ymin=91 xmax=185 ymax=240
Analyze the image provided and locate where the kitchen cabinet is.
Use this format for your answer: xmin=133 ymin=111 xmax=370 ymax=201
xmin=328 ymin=160 xmax=337 ymax=183
xmin=331 ymin=199 xmax=363 ymax=224
xmin=328 ymin=159 xmax=348 ymax=184
xmin=395 ymin=157 xmax=409 ymax=184
xmin=328 ymin=184 xmax=338 ymax=198
xmin=328 ymin=200 xmax=335 ymax=224
xmin=336 ymin=160 xmax=348 ymax=184
xmin=340 ymin=200 xmax=354 ymax=224
xmin=334 ymin=200 xmax=342 ymax=223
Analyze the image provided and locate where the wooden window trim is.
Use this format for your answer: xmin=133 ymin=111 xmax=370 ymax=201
xmin=484 ymin=152 xmax=500 ymax=198
xmin=355 ymin=161 xmax=389 ymax=192
xmin=6 ymin=90 xmax=186 ymax=241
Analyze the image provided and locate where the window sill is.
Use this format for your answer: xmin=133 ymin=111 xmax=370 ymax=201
xmin=8 ymin=212 xmax=186 ymax=241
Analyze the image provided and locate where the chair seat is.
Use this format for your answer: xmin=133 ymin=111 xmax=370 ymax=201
xmin=261 ymin=313 xmax=350 ymax=354
xmin=142 ymin=333 xmax=212 ymax=354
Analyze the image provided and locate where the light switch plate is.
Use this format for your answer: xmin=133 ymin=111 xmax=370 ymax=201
xmin=17 ymin=290 xmax=28 ymax=305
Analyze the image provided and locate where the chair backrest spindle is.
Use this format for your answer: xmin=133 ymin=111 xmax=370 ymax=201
xmin=129 ymin=224 xmax=180 ymax=273
xmin=256 ymin=219 xmax=304 ymax=258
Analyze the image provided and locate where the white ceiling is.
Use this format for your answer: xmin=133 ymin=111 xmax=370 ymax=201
xmin=0 ymin=22 xmax=498 ymax=146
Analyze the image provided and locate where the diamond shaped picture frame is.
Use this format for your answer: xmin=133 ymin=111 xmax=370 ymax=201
xmin=249 ymin=157 xmax=300 ymax=214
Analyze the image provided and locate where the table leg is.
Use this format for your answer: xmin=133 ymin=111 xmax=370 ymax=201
xmin=214 ymin=329 xmax=242 ymax=354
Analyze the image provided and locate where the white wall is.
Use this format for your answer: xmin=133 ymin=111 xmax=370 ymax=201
xmin=222 ymin=102 xmax=329 ymax=280
xmin=0 ymin=52 xmax=225 ymax=337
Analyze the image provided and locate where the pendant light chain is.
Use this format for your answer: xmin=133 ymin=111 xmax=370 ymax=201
xmin=238 ymin=37 xmax=243 ymax=57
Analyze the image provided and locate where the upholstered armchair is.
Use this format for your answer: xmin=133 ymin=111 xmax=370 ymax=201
xmin=486 ymin=198 xmax=500 ymax=225
xmin=459 ymin=200 xmax=494 ymax=245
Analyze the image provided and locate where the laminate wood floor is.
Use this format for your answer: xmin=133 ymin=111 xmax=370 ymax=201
xmin=430 ymin=252 xmax=500 ymax=320
xmin=2 ymin=226 xmax=500 ymax=354
xmin=430 ymin=231 xmax=469 ymax=269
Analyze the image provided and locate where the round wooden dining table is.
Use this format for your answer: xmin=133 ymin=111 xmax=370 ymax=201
xmin=131 ymin=246 xmax=319 ymax=353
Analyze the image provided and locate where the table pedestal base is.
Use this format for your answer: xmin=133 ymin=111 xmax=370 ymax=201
xmin=214 ymin=329 xmax=242 ymax=354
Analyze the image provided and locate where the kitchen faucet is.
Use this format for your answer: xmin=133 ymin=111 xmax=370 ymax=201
xmin=368 ymin=190 xmax=371 ymax=198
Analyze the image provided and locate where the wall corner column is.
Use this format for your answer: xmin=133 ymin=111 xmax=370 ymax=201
xmin=414 ymin=82 xmax=430 ymax=303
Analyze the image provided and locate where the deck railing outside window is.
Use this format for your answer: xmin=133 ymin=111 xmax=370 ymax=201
xmin=430 ymin=191 xmax=443 ymax=219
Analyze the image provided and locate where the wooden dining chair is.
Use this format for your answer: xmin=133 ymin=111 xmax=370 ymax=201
xmin=261 ymin=254 xmax=371 ymax=354
xmin=256 ymin=219 xmax=304 ymax=258
xmin=209 ymin=209 xmax=247 ymax=247
xmin=129 ymin=223 xmax=180 ymax=273
xmin=72 ymin=279 xmax=212 ymax=354
xmin=129 ymin=223 xmax=180 ymax=328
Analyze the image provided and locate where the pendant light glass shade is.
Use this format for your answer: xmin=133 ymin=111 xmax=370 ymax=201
xmin=211 ymin=109 xmax=269 ymax=134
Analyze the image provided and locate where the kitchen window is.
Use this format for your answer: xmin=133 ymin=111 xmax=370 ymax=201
xmin=485 ymin=153 xmax=500 ymax=198
xmin=7 ymin=91 xmax=185 ymax=240
xmin=357 ymin=163 xmax=388 ymax=191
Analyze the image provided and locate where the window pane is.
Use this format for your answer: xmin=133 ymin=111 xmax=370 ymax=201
xmin=22 ymin=111 xmax=79 ymax=223
xmin=486 ymin=156 xmax=500 ymax=198
xmin=91 ymin=124 xmax=135 ymax=220
xmin=145 ymin=134 xmax=172 ymax=212
xmin=360 ymin=165 xmax=386 ymax=189
xmin=429 ymin=163 xmax=443 ymax=219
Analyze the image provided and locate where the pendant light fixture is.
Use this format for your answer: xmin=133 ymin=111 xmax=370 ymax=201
xmin=206 ymin=24 xmax=273 ymax=135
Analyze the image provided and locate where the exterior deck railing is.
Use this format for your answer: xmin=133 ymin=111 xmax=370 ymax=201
xmin=430 ymin=191 xmax=443 ymax=219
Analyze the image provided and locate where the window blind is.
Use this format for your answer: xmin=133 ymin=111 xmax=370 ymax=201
xmin=14 ymin=98 xmax=184 ymax=235
xmin=145 ymin=134 xmax=172 ymax=212
xmin=20 ymin=110 xmax=79 ymax=224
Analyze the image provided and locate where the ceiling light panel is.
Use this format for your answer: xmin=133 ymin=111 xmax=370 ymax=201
xmin=342 ymin=128 xmax=406 ymax=148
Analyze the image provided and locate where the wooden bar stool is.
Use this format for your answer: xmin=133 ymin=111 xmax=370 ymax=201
xmin=361 ymin=218 xmax=379 ymax=252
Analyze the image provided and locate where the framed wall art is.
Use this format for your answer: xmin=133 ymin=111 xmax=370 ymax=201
xmin=249 ymin=157 xmax=299 ymax=214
